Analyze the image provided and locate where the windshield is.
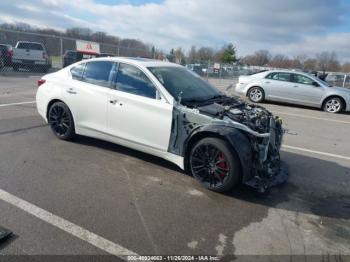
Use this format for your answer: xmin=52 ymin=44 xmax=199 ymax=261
xmin=17 ymin=42 xmax=43 ymax=50
xmin=148 ymin=66 xmax=222 ymax=102
xmin=308 ymin=75 xmax=332 ymax=87
xmin=317 ymin=78 xmax=332 ymax=87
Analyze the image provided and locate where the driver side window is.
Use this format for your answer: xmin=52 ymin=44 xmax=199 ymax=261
xmin=115 ymin=63 xmax=157 ymax=99
xmin=293 ymin=74 xmax=314 ymax=85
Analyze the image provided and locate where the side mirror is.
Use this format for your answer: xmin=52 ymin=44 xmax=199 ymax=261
xmin=312 ymin=81 xmax=320 ymax=87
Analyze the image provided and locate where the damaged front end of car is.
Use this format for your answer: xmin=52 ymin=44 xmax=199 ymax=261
xmin=230 ymin=106 xmax=288 ymax=192
xmin=169 ymin=96 xmax=288 ymax=193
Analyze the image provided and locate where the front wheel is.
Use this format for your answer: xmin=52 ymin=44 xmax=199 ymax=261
xmin=189 ymin=137 xmax=241 ymax=192
xmin=248 ymin=87 xmax=264 ymax=103
xmin=323 ymin=97 xmax=343 ymax=113
xmin=48 ymin=102 xmax=76 ymax=140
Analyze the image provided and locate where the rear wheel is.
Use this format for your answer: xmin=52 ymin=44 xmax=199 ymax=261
xmin=48 ymin=102 xmax=76 ymax=140
xmin=248 ymin=87 xmax=264 ymax=103
xmin=189 ymin=137 xmax=240 ymax=192
xmin=323 ymin=97 xmax=343 ymax=113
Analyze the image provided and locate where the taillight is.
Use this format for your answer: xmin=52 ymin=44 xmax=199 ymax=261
xmin=7 ymin=50 xmax=13 ymax=57
xmin=43 ymin=52 xmax=48 ymax=59
xmin=37 ymin=79 xmax=46 ymax=87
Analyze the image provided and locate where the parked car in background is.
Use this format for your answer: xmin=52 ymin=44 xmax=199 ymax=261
xmin=236 ymin=70 xmax=350 ymax=113
xmin=12 ymin=41 xmax=51 ymax=72
xmin=36 ymin=57 xmax=287 ymax=193
xmin=326 ymin=73 xmax=350 ymax=89
xmin=98 ymin=53 xmax=116 ymax=58
xmin=62 ymin=50 xmax=99 ymax=67
xmin=0 ymin=44 xmax=13 ymax=68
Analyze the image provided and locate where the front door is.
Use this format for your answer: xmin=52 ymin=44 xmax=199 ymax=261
xmin=291 ymin=73 xmax=324 ymax=106
xmin=107 ymin=63 xmax=173 ymax=151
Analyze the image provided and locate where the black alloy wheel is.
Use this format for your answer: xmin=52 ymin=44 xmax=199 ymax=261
xmin=189 ymin=137 xmax=240 ymax=192
xmin=48 ymin=102 xmax=75 ymax=140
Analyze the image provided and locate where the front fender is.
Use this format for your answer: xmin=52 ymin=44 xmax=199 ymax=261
xmin=185 ymin=125 xmax=254 ymax=183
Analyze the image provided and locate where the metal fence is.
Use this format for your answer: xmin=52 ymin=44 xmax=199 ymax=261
xmin=1 ymin=29 xmax=350 ymax=90
xmin=0 ymin=29 xmax=154 ymax=73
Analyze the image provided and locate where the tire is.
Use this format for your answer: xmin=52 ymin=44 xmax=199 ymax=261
xmin=189 ymin=137 xmax=241 ymax=192
xmin=248 ymin=87 xmax=264 ymax=103
xmin=323 ymin=97 xmax=343 ymax=113
xmin=48 ymin=102 xmax=76 ymax=140
xmin=13 ymin=65 xmax=19 ymax=71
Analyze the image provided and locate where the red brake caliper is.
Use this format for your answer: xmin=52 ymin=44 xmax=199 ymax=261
xmin=218 ymin=153 xmax=228 ymax=178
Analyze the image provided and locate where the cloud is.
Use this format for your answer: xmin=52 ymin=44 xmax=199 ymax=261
xmin=0 ymin=0 xmax=349 ymax=60
xmin=273 ymin=32 xmax=350 ymax=62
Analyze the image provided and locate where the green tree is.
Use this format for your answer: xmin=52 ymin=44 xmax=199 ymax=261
xmin=221 ymin=43 xmax=236 ymax=64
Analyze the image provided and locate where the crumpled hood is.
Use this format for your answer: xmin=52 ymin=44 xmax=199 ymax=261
xmin=330 ymin=85 xmax=350 ymax=94
xmin=195 ymin=98 xmax=273 ymax=134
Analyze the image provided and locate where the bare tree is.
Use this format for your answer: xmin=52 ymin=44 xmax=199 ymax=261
xmin=174 ymin=47 xmax=186 ymax=65
xmin=187 ymin=46 xmax=197 ymax=64
xmin=242 ymin=50 xmax=271 ymax=66
xmin=292 ymin=54 xmax=308 ymax=69
xmin=253 ymin=50 xmax=271 ymax=66
xmin=196 ymin=47 xmax=215 ymax=63
xmin=316 ymin=51 xmax=340 ymax=73
xmin=341 ymin=62 xmax=350 ymax=73
xmin=304 ymin=58 xmax=317 ymax=71
xmin=268 ymin=54 xmax=291 ymax=68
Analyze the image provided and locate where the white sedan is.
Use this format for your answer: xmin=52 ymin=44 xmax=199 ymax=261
xmin=236 ymin=70 xmax=350 ymax=113
xmin=36 ymin=57 xmax=287 ymax=193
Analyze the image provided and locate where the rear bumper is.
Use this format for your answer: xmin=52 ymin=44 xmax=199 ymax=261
xmin=12 ymin=59 xmax=50 ymax=67
xmin=235 ymin=83 xmax=247 ymax=95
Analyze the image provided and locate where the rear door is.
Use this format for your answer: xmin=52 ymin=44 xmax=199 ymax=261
xmin=64 ymin=61 xmax=115 ymax=134
xmin=107 ymin=63 xmax=173 ymax=151
xmin=264 ymin=72 xmax=299 ymax=103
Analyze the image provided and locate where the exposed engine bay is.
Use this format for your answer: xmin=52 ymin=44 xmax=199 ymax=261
xmin=168 ymin=95 xmax=288 ymax=192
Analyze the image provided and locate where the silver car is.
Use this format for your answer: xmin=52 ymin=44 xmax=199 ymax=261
xmin=236 ymin=70 xmax=350 ymax=113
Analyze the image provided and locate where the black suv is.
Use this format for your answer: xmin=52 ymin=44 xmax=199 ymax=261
xmin=0 ymin=44 xmax=13 ymax=68
xmin=62 ymin=50 xmax=99 ymax=67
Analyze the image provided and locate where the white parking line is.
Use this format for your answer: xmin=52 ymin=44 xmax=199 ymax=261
xmin=0 ymin=101 xmax=36 ymax=107
xmin=0 ymin=189 xmax=138 ymax=259
xmin=282 ymin=145 xmax=350 ymax=161
xmin=271 ymin=111 xmax=350 ymax=124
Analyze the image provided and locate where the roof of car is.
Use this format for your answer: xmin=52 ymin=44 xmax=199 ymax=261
xmin=262 ymin=69 xmax=318 ymax=77
xmin=83 ymin=57 xmax=181 ymax=68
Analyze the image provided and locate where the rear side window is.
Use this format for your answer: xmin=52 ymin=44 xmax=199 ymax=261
xmin=71 ymin=63 xmax=86 ymax=80
xmin=115 ymin=63 xmax=156 ymax=99
xmin=82 ymin=61 xmax=114 ymax=87
xmin=17 ymin=43 xmax=44 ymax=50
xmin=267 ymin=72 xmax=291 ymax=82
xmin=65 ymin=51 xmax=76 ymax=58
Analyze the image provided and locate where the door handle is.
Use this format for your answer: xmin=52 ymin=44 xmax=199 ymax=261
xmin=293 ymin=85 xmax=298 ymax=88
xmin=265 ymin=81 xmax=271 ymax=84
xmin=66 ymin=88 xmax=77 ymax=94
xmin=109 ymin=99 xmax=123 ymax=106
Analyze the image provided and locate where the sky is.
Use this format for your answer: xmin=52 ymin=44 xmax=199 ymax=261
xmin=1 ymin=0 xmax=350 ymax=61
